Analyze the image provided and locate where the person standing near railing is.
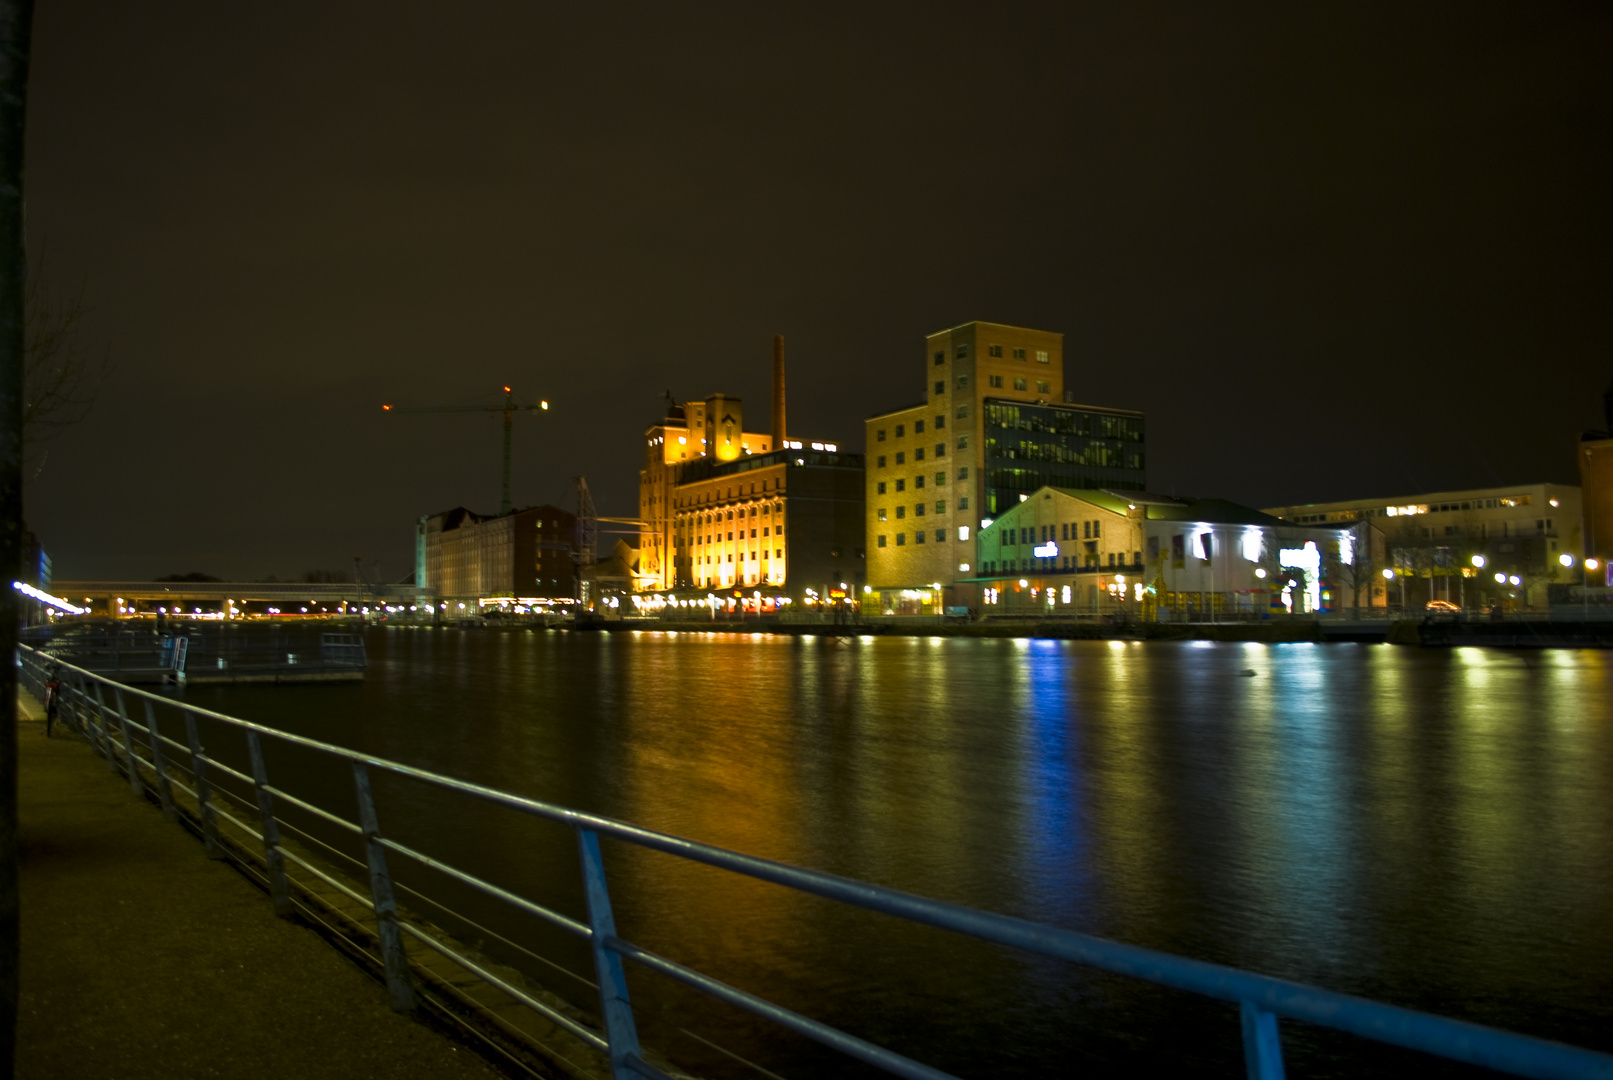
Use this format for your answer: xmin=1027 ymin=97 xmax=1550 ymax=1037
xmin=42 ymin=665 xmax=60 ymax=738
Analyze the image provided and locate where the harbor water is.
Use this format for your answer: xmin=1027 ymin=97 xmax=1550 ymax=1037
xmin=183 ymin=629 xmax=1613 ymax=1079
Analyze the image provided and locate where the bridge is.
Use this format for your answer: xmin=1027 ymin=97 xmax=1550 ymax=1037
xmin=49 ymin=580 xmax=431 ymax=616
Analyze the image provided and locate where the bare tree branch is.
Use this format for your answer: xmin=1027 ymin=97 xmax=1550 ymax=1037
xmin=22 ymin=253 xmax=111 ymax=460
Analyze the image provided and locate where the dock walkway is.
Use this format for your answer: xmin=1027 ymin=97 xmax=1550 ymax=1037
xmin=14 ymin=691 xmax=501 ymax=1079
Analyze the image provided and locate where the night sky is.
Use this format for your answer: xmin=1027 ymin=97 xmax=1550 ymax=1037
xmin=21 ymin=3 xmax=1612 ymax=582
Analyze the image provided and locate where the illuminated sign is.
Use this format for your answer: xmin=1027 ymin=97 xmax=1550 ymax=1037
xmin=1033 ymin=541 xmax=1059 ymax=558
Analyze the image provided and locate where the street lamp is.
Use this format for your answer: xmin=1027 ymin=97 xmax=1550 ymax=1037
xmin=1383 ymin=568 xmax=1404 ymax=611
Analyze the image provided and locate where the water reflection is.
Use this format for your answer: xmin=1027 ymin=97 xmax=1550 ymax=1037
xmin=193 ymin=631 xmax=1613 ymax=1077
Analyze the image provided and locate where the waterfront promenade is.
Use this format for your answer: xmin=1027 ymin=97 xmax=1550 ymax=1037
xmin=13 ymin=692 xmax=501 ymax=1080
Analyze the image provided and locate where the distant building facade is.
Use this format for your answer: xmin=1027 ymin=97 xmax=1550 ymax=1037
xmin=1580 ymin=381 xmax=1613 ymax=583
xmin=1264 ymin=482 xmax=1583 ymax=608
xmin=864 ymin=321 xmax=1145 ymax=612
xmin=417 ymin=504 xmax=578 ymax=604
xmin=636 ymin=339 xmax=867 ymax=606
xmin=962 ymin=487 xmax=1344 ymax=619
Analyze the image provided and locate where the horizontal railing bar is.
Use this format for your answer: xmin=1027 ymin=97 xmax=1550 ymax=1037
xmin=378 ymin=837 xmax=591 ymax=940
xmin=275 ymin=817 xmax=369 ymax=871
xmin=608 ymin=937 xmax=957 ymax=1080
xmin=24 ymin=646 xmax=1613 ymax=1080
xmin=624 ymin=1054 xmax=677 ymax=1080
xmin=395 ymin=919 xmax=608 ymax=1052
xmin=196 ymin=754 xmax=254 ymax=788
xmin=212 ymin=805 xmax=263 ymax=844
xmin=262 ymin=785 xmax=363 ymax=835
xmin=276 ymin=847 xmax=376 ymax=912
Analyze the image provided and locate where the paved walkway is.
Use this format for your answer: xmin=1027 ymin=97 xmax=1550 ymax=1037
xmin=15 ymin=692 xmax=503 ymax=1079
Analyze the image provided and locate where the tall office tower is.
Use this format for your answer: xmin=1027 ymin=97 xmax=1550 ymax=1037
xmin=864 ymin=321 xmax=1146 ymax=611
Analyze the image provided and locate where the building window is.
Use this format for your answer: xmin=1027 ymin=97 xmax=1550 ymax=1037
xmin=878 ymin=535 xmax=887 ymax=547
xmin=935 ymin=414 xmax=945 ymax=429
xmin=1013 ymin=377 xmax=1027 ymax=391
xmin=935 ymin=530 xmax=945 ymax=543
xmin=896 ymin=451 xmax=905 ymax=464
xmin=936 ymin=501 xmax=946 ymax=514
xmin=915 ymin=447 xmax=925 ymax=461
xmin=1036 ymin=350 xmax=1049 ymax=363
xmin=895 ymin=424 xmax=905 ymax=437
xmin=877 ymin=429 xmax=886 ymax=441
xmin=877 ymin=455 xmax=886 ymax=468
xmin=896 ymin=506 xmax=906 ymax=518
xmin=988 ymin=344 xmax=1003 ymax=357
xmin=955 ymin=345 xmax=968 ymax=359
xmin=1013 ymin=348 xmax=1026 ymax=361
xmin=934 ymin=351 xmax=945 ymax=366
xmin=896 ymin=478 xmax=906 ymax=491
xmin=936 ymin=472 xmax=946 ymax=485
xmin=877 ymin=481 xmax=886 ymax=494
xmin=1036 ymin=380 xmax=1050 ymax=394
xmin=958 ymin=467 xmax=969 ymax=480
xmin=916 ymin=530 xmax=926 ymax=544
xmin=934 ymin=381 xmax=944 ymax=395
xmin=914 ymin=419 xmax=925 ymax=434
xmin=956 ymin=405 xmax=970 ymax=420
xmin=956 ymin=375 xmax=969 ymax=389
xmin=959 ymin=496 xmax=969 ymax=509
xmin=916 ymin=475 xmax=926 ymax=489
xmin=989 ymin=375 xmax=1003 ymax=388
xmin=896 ymin=533 xmax=906 ymax=546
xmin=957 ymin=436 xmax=968 ymax=449
xmin=878 ymin=508 xmax=887 ymax=521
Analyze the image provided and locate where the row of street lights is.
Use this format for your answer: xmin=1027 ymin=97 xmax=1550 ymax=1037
xmin=1380 ymin=553 xmax=1601 ymax=613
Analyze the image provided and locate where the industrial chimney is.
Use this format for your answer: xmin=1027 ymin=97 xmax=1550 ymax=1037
xmin=772 ymin=334 xmax=787 ymax=447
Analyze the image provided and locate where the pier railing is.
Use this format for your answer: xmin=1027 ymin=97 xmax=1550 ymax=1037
xmin=20 ymin=644 xmax=1613 ymax=1080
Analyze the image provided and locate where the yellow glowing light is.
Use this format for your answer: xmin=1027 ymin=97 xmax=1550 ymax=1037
xmin=540 ymin=400 xmax=549 ymax=409
xmin=1588 ymin=558 xmax=1601 ymax=571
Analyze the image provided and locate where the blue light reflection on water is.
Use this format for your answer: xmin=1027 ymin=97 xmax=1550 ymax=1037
xmin=190 ymin=631 xmax=1613 ymax=1080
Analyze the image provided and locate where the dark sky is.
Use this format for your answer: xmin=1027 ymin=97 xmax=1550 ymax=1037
xmin=22 ymin=3 xmax=1612 ymax=581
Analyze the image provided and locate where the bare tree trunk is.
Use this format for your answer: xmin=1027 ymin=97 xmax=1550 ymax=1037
xmin=0 ymin=2 xmax=32 ymax=1076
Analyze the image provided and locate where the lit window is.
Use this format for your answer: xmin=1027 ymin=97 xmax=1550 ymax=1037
xmin=878 ymin=508 xmax=887 ymax=521
xmin=936 ymin=501 xmax=945 ymax=514
xmin=1036 ymin=350 xmax=1049 ymax=363
xmin=1013 ymin=378 xmax=1027 ymax=391
xmin=958 ymin=525 xmax=970 ymax=541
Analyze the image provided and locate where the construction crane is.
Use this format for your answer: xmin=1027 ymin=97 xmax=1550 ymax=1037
xmin=382 ymin=387 xmax=550 ymax=515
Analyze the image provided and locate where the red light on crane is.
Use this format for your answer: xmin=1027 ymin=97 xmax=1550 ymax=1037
xmin=503 ymin=386 xmax=511 ymax=393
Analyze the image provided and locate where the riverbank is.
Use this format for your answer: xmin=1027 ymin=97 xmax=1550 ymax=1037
xmin=14 ymin=692 xmax=502 ymax=1080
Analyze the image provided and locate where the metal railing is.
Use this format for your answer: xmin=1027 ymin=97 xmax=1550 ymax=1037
xmin=20 ymin=644 xmax=1613 ymax=1080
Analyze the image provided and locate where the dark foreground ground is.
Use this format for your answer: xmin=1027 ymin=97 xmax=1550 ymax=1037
xmin=14 ymin=691 xmax=502 ymax=1080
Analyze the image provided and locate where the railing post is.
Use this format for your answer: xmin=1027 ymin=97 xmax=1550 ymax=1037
xmin=142 ymin=698 xmax=177 ymax=822
xmin=112 ymin=686 xmax=144 ymax=797
xmin=246 ymin=731 xmax=292 ymax=917
xmin=90 ymin=680 xmax=119 ymax=773
xmin=351 ymin=760 xmax=416 ymax=1012
xmin=1240 ymin=1001 xmax=1287 ymax=1080
xmin=182 ymin=708 xmax=225 ymax=859
xmin=577 ymin=826 xmax=642 ymax=1080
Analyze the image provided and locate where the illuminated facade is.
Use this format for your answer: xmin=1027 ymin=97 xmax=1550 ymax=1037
xmin=966 ymin=487 xmax=1344 ymax=618
xmin=1264 ymin=483 xmax=1584 ymax=608
xmin=1580 ymin=384 xmax=1613 ymax=581
xmin=864 ymin=321 xmax=1146 ymax=611
xmin=637 ymin=340 xmax=867 ymax=602
xmin=417 ymin=504 xmax=578 ymax=603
